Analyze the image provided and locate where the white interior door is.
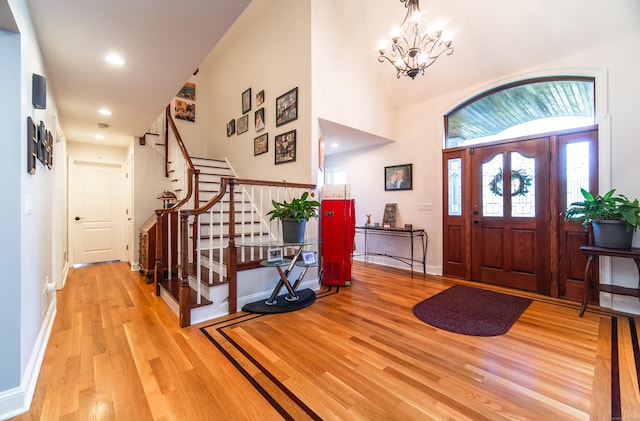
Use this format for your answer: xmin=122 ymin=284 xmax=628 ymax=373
xmin=70 ymin=161 xmax=124 ymax=265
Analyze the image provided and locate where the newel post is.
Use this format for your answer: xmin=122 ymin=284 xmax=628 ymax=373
xmin=227 ymin=178 xmax=238 ymax=313
xmin=179 ymin=210 xmax=191 ymax=327
xmin=154 ymin=209 xmax=163 ymax=296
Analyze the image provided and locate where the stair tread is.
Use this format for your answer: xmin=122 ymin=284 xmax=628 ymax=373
xmin=158 ymin=278 xmax=213 ymax=309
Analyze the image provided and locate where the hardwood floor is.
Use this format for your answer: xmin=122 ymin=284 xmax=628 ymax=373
xmin=10 ymin=261 xmax=640 ymax=420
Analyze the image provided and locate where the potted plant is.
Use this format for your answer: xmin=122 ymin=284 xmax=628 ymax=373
xmin=266 ymin=191 xmax=320 ymax=243
xmin=563 ymin=188 xmax=640 ymax=249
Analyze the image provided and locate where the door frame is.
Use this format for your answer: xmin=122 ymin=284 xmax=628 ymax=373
xmin=443 ymin=125 xmax=598 ymax=298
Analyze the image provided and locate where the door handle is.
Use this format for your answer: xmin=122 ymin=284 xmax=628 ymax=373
xmin=74 ymin=216 xmax=83 ymax=221
xmin=473 ymin=220 xmax=480 ymax=224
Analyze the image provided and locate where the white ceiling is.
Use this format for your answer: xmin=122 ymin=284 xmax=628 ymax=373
xmin=16 ymin=0 xmax=640 ymax=150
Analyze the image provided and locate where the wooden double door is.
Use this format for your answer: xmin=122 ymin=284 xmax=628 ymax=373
xmin=443 ymin=127 xmax=598 ymax=299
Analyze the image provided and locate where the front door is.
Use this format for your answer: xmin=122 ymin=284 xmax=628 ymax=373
xmin=470 ymin=138 xmax=551 ymax=293
xmin=70 ymin=161 xmax=124 ymax=265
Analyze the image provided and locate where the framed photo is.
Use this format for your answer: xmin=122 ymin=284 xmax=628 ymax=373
xmin=254 ymin=133 xmax=268 ymax=156
xmin=226 ymin=119 xmax=235 ymax=137
xmin=384 ymin=163 xmax=412 ymax=191
xmin=255 ymin=108 xmax=265 ymax=132
xmin=383 ymin=203 xmax=397 ymax=228
xmin=242 ymin=88 xmax=252 ymax=114
xmin=276 ymin=87 xmax=298 ymax=127
xmin=177 ymin=82 xmax=195 ymax=100
xmin=237 ymin=115 xmax=249 ymax=135
xmin=301 ymin=251 xmax=316 ymax=266
xmin=275 ymin=130 xmax=296 ymax=165
xmin=175 ymin=99 xmax=195 ymax=122
xmin=256 ymin=90 xmax=264 ymax=106
xmin=268 ymin=247 xmax=283 ymax=263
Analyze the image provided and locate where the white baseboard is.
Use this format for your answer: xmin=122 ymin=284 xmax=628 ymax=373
xmin=0 ymin=298 xmax=57 ymax=419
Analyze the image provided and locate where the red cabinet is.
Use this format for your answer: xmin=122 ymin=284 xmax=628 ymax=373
xmin=320 ymin=199 xmax=355 ymax=286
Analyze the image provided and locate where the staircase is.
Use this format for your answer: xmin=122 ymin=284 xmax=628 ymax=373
xmin=151 ymin=109 xmax=317 ymax=327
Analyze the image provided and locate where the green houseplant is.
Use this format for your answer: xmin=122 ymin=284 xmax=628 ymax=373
xmin=563 ymin=188 xmax=640 ymax=249
xmin=266 ymin=191 xmax=320 ymax=243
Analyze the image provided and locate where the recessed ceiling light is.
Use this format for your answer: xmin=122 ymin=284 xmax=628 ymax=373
xmin=98 ymin=108 xmax=112 ymax=116
xmin=105 ymin=54 xmax=125 ymax=66
xmin=95 ymin=134 xmax=105 ymax=140
xmin=331 ymin=142 xmax=339 ymax=148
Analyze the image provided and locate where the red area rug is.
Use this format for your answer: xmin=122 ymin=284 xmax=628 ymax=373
xmin=412 ymin=285 xmax=532 ymax=336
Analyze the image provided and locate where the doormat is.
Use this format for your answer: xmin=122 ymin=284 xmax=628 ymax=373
xmin=412 ymin=284 xmax=532 ymax=336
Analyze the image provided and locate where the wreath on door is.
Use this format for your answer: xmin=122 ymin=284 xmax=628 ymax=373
xmin=489 ymin=169 xmax=532 ymax=197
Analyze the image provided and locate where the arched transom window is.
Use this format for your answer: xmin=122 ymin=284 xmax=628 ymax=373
xmin=445 ymin=76 xmax=595 ymax=148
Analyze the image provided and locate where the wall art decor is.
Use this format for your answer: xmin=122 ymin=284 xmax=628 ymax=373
xmin=177 ymin=82 xmax=195 ymax=100
xmin=37 ymin=120 xmax=46 ymax=163
xmin=27 ymin=117 xmax=36 ymax=174
xmin=174 ymin=99 xmax=195 ymax=122
xmin=226 ymin=119 xmax=235 ymax=137
xmin=242 ymin=88 xmax=252 ymax=114
xmin=276 ymin=87 xmax=298 ymax=127
xmin=237 ymin=114 xmax=249 ymax=134
xmin=384 ymin=163 xmax=413 ymax=191
xmin=46 ymin=130 xmax=53 ymax=169
xmin=275 ymin=129 xmax=296 ymax=165
xmin=256 ymin=89 xmax=264 ymax=106
xmin=254 ymin=133 xmax=268 ymax=156
xmin=255 ymin=108 xmax=265 ymax=131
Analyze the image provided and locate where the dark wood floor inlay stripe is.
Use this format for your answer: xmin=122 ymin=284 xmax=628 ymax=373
xmin=629 ymin=316 xmax=640 ymax=395
xmin=200 ymin=288 xmax=337 ymax=421
xmin=611 ymin=317 xmax=621 ymax=420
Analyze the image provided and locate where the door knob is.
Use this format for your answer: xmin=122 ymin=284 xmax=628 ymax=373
xmin=74 ymin=216 xmax=82 ymax=221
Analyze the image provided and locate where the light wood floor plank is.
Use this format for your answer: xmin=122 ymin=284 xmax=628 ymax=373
xmin=9 ymin=261 xmax=640 ymax=420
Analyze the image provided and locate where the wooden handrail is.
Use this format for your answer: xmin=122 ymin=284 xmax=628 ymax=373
xmin=166 ymin=105 xmax=194 ymax=171
xmin=181 ymin=177 xmax=317 ymax=217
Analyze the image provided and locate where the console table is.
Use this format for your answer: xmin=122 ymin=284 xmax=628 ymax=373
xmin=355 ymin=226 xmax=427 ymax=277
xmin=579 ymin=245 xmax=640 ymax=317
xmin=241 ymin=240 xmax=318 ymax=314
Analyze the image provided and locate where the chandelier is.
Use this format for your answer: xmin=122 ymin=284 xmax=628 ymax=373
xmin=378 ymin=0 xmax=454 ymax=79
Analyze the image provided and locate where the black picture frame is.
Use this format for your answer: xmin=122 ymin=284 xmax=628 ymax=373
xmin=254 ymin=133 xmax=268 ymax=156
xmin=256 ymin=89 xmax=264 ymax=106
xmin=255 ymin=108 xmax=265 ymax=132
xmin=27 ymin=117 xmax=36 ymax=174
xmin=276 ymin=87 xmax=298 ymax=127
xmin=237 ymin=115 xmax=249 ymax=135
xmin=226 ymin=119 xmax=235 ymax=137
xmin=384 ymin=163 xmax=413 ymax=191
xmin=242 ymin=88 xmax=252 ymax=114
xmin=275 ymin=130 xmax=296 ymax=165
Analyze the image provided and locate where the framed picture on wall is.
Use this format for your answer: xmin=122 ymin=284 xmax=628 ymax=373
xmin=255 ymin=108 xmax=265 ymax=131
xmin=242 ymin=88 xmax=252 ymax=114
xmin=254 ymin=133 xmax=268 ymax=156
xmin=256 ymin=90 xmax=264 ymax=106
xmin=226 ymin=119 xmax=235 ymax=137
xmin=237 ymin=115 xmax=249 ymax=135
xmin=276 ymin=87 xmax=298 ymax=127
xmin=275 ymin=130 xmax=296 ymax=165
xmin=384 ymin=163 xmax=412 ymax=191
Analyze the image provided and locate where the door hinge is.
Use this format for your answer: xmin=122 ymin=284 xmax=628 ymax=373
xmin=549 ymin=272 xmax=552 ymax=281
xmin=126 ymin=245 xmax=129 ymax=250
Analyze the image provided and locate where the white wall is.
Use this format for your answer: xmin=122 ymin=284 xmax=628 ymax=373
xmin=1 ymin=0 xmax=65 ymax=417
xmin=199 ymin=0 xmax=313 ymax=183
